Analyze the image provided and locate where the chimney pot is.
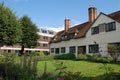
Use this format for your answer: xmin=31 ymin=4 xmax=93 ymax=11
xmin=88 ymin=7 xmax=97 ymax=22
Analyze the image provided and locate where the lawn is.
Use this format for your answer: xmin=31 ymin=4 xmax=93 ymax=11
xmin=37 ymin=60 xmax=120 ymax=77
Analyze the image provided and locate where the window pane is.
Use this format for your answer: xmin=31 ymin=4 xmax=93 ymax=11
xmin=69 ymin=46 xmax=76 ymax=53
xmin=55 ymin=48 xmax=59 ymax=54
xmin=61 ymin=47 xmax=66 ymax=53
xmin=91 ymin=26 xmax=99 ymax=34
xmin=89 ymin=44 xmax=99 ymax=53
xmin=51 ymin=48 xmax=54 ymax=53
xmin=105 ymin=22 xmax=116 ymax=32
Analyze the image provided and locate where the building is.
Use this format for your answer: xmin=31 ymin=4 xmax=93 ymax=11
xmin=50 ymin=7 xmax=120 ymax=59
xmin=0 ymin=28 xmax=56 ymax=54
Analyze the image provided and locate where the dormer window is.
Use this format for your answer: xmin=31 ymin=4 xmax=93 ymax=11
xmin=61 ymin=35 xmax=67 ymax=40
xmin=91 ymin=26 xmax=99 ymax=34
xmin=69 ymin=33 xmax=75 ymax=39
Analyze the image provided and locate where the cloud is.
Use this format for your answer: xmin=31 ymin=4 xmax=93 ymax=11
xmin=49 ymin=27 xmax=64 ymax=32
xmin=40 ymin=26 xmax=64 ymax=32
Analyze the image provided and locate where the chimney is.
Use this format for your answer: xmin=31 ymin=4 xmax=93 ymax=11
xmin=65 ymin=19 xmax=71 ymax=31
xmin=88 ymin=7 xmax=97 ymax=22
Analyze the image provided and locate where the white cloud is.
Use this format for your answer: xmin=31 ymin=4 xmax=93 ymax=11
xmin=40 ymin=26 xmax=64 ymax=32
xmin=49 ymin=27 xmax=64 ymax=32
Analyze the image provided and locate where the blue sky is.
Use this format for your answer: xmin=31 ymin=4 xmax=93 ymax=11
xmin=3 ymin=0 xmax=120 ymax=31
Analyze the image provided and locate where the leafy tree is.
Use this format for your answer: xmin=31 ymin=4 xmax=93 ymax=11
xmin=20 ymin=16 xmax=39 ymax=55
xmin=108 ymin=44 xmax=120 ymax=62
xmin=0 ymin=3 xmax=21 ymax=46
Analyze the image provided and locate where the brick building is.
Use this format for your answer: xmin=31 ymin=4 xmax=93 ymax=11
xmin=0 ymin=28 xmax=56 ymax=54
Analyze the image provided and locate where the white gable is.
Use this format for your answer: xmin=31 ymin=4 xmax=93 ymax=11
xmin=86 ymin=13 xmax=120 ymax=37
xmin=92 ymin=13 xmax=115 ymax=27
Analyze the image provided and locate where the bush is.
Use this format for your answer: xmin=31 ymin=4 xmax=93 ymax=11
xmin=55 ymin=53 xmax=76 ymax=60
xmin=90 ymin=55 xmax=113 ymax=63
xmin=77 ymin=54 xmax=87 ymax=60
xmin=83 ymin=54 xmax=113 ymax=63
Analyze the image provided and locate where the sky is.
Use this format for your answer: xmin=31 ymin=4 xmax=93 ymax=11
xmin=2 ymin=0 xmax=120 ymax=32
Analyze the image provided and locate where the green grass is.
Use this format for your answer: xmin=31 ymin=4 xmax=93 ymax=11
xmin=37 ymin=60 xmax=120 ymax=77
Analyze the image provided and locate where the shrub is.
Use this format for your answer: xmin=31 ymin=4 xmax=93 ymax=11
xmin=90 ymin=55 xmax=113 ymax=63
xmin=55 ymin=53 xmax=76 ymax=60
xmin=77 ymin=54 xmax=87 ymax=60
xmin=64 ymin=71 xmax=83 ymax=80
xmin=0 ymin=54 xmax=38 ymax=80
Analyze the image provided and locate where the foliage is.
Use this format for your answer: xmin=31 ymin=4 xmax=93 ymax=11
xmin=54 ymin=61 xmax=67 ymax=77
xmin=77 ymin=54 xmax=87 ymax=60
xmin=64 ymin=71 xmax=83 ymax=80
xmin=20 ymin=15 xmax=39 ymax=54
xmin=108 ymin=44 xmax=120 ymax=62
xmin=0 ymin=54 xmax=38 ymax=80
xmin=85 ymin=54 xmax=112 ymax=63
xmin=0 ymin=3 xmax=21 ymax=46
xmin=92 ymin=55 xmax=112 ymax=63
xmin=100 ymin=63 xmax=120 ymax=80
xmin=54 ymin=53 xmax=76 ymax=60
xmin=31 ymin=52 xmax=54 ymax=61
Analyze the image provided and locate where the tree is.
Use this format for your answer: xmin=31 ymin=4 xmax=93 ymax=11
xmin=108 ymin=44 xmax=120 ymax=62
xmin=20 ymin=16 xmax=39 ymax=55
xmin=0 ymin=3 xmax=21 ymax=47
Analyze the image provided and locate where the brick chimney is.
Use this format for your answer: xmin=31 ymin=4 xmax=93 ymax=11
xmin=65 ymin=19 xmax=71 ymax=31
xmin=88 ymin=7 xmax=97 ymax=22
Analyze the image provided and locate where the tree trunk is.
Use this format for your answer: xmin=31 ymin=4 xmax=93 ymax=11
xmin=20 ymin=45 xmax=24 ymax=55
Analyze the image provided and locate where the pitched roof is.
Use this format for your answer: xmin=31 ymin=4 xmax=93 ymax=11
xmin=108 ymin=10 xmax=120 ymax=23
xmin=52 ymin=10 xmax=120 ymax=43
xmin=52 ymin=22 xmax=92 ymax=43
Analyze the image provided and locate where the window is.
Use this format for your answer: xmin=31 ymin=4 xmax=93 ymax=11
xmin=69 ymin=46 xmax=76 ymax=53
xmin=55 ymin=48 xmax=59 ymax=54
xmin=43 ymin=36 xmax=48 ymax=40
xmin=43 ymin=43 xmax=48 ymax=47
xmin=41 ymin=29 xmax=47 ymax=33
xmin=48 ymin=31 xmax=53 ymax=35
xmin=51 ymin=48 xmax=54 ymax=53
xmin=91 ymin=26 xmax=99 ymax=34
xmin=89 ymin=44 xmax=99 ymax=53
xmin=69 ymin=33 xmax=75 ymax=39
xmin=61 ymin=35 xmax=67 ymax=40
xmin=106 ymin=22 xmax=116 ymax=32
xmin=8 ymin=50 xmax=11 ymax=53
xmin=61 ymin=47 xmax=66 ymax=53
xmin=78 ymin=46 xmax=86 ymax=54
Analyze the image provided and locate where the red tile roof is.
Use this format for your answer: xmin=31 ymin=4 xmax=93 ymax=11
xmin=108 ymin=10 xmax=120 ymax=23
